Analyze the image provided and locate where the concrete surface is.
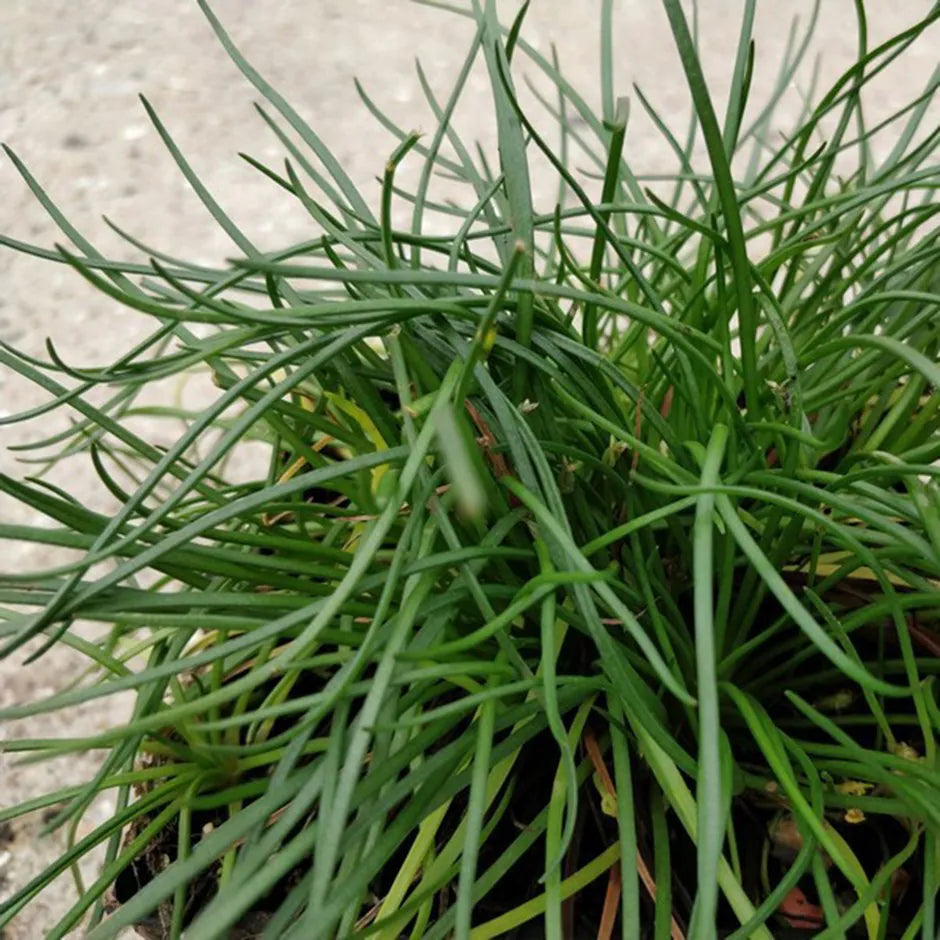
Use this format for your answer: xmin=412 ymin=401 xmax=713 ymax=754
xmin=0 ymin=2 xmax=936 ymax=936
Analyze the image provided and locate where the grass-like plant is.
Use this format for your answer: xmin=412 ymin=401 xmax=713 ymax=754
xmin=1 ymin=1 xmax=939 ymax=937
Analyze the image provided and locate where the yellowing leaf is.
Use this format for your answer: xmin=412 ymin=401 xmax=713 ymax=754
xmin=324 ymin=391 xmax=389 ymax=495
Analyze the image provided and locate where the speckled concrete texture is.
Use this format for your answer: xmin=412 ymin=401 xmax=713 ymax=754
xmin=1 ymin=2 xmax=936 ymax=936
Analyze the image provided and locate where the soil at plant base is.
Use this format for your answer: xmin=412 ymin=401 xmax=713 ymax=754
xmin=1 ymin=2 xmax=936 ymax=936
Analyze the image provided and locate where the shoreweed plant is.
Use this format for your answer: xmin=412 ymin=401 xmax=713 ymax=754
xmin=1 ymin=1 xmax=939 ymax=937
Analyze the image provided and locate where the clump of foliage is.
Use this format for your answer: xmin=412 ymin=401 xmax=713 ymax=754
xmin=1 ymin=1 xmax=939 ymax=937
